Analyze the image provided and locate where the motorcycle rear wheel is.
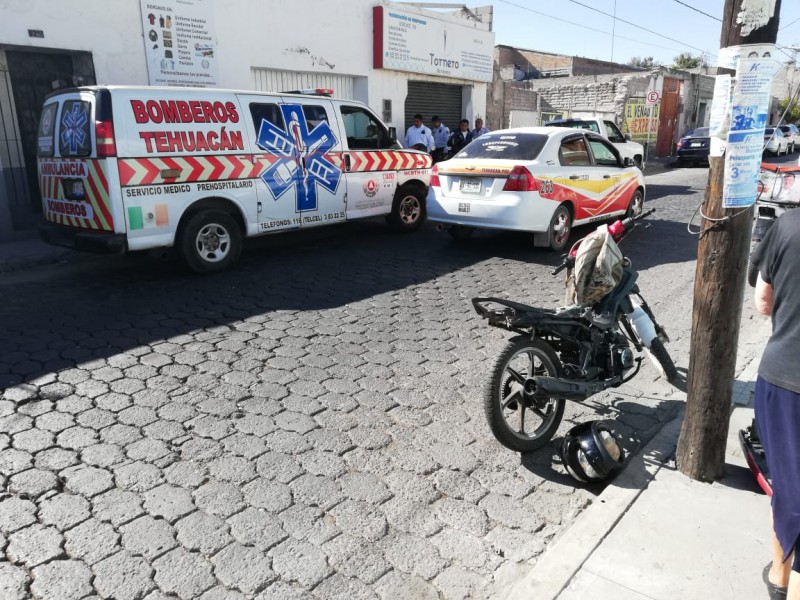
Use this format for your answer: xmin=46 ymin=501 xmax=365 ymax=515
xmin=484 ymin=336 xmax=566 ymax=453
xmin=645 ymin=338 xmax=679 ymax=383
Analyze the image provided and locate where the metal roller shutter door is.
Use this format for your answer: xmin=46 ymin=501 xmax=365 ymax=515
xmin=251 ymin=68 xmax=355 ymax=99
xmin=404 ymin=81 xmax=463 ymax=134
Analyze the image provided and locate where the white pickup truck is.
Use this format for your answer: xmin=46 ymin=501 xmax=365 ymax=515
xmin=545 ymin=118 xmax=645 ymax=169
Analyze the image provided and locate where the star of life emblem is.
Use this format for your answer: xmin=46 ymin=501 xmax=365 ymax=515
xmin=256 ymin=104 xmax=341 ymax=212
xmin=61 ymin=103 xmax=88 ymax=155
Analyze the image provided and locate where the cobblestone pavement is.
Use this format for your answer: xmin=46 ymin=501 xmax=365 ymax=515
xmin=0 ymin=168 xmax=705 ymax=599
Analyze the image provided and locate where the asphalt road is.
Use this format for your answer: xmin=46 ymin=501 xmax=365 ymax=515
xmin=0 ymin=163 xmax=755 ymax=599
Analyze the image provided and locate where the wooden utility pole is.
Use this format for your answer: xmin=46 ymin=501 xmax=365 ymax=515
xmin=676 ymin=0 xmax=781 ymax=481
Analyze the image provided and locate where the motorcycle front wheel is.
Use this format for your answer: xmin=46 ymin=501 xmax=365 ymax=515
xmin=484 ymin=336 xmax=566 ymax=453
xmin=644 ymin=338 xmax=679 ymax=383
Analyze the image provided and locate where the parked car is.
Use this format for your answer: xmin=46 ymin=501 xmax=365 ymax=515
xmin=763 ymin=127 xmax=790 ymax=156
xmin=545 ymin=117 xmax=645 ymax=169
xmin=675 ymin=127 xmax=710 ymax=166
xmin=426 ymin=127 xmax=645 ymax=252
xmin=776 ymin=124 xmax=799 ymax=153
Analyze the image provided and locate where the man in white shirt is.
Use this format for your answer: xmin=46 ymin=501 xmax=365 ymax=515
xmin=430 ymin=116 xmax=450 ymax=163
xmin=404 ymin=113 xmax=434 ymax=153
xmin=472 ymin=118 xmax=490 ymax=139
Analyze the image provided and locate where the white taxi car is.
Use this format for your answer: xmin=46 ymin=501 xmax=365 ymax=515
xmin=426 ymin=127 xmax=646 ymax=251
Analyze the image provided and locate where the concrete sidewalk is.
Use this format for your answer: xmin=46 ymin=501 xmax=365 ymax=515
xmin=506 ymin=317 xmax=773 ymax=600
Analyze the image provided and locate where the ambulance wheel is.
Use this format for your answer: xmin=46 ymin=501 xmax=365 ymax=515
xmin=179 ymin=210 xmax=242 ymax=274
xmin=388 ymin=185 xmax=426 ymax=232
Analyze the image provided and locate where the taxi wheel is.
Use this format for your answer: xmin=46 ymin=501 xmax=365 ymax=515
xmin=626 ymin=190 xmax=644 ymax=220
xmin=388 ymin=185 xmax=426 ymax=232
xmin=548 ymin=205 xmax=572 ymax=252
xmin=179 ymin=210 xmax=242 ymax=274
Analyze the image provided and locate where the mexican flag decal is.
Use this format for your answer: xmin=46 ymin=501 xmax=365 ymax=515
xmin=128 ymin=204 xmax=169 ymax=230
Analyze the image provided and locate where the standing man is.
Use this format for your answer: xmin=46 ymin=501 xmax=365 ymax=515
xmin=751 ymin=209 xmax=800 ymax=600
xmin=448 ymin=119 xmax=474 ymax=158
xmin=472 ymin=117 xmax=489 ymax=139
xmin=430 ymin=116 xmax=450 ymax=163
xmin=404 ymin=113 xmax=434 ymax=153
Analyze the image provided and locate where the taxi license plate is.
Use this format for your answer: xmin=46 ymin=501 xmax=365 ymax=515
xmin=459 ymin=177 xmax=481 ymax=193
xmin=690 ymin=142 xmax=702 ymax=147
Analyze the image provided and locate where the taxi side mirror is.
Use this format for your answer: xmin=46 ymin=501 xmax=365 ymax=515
xmin=623 ymin=157 xmax=635 ymax=167
xmin=388 ymin=127 xmax=397 ymax=143
xmin=625 ymin=133 xmax=632 ymax=141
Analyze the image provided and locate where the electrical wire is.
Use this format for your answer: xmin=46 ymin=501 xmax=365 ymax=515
xmin=496 ymin=0 xmax=706 ymax=59
xmin=564 ymin=0 xmax=716 ymax=57
xmin=671 ymin=0 xmax=721 ymax=22
xmin=779 ymin=15 xmax=800 ymax=31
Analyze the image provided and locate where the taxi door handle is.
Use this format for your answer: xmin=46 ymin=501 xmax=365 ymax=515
xmin=569 ymin=175 xmax=580 ymax=180
xmin=603 ymin=174 xmax=611 ymax=179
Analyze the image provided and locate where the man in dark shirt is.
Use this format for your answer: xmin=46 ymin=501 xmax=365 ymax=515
xmin=751 ymin=209 xmax=800 ymax=599
xmin=447 ymin=119 xmax=474 ymax=158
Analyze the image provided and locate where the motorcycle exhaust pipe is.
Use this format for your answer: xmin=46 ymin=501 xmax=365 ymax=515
xmin=527 ymin=376 xmax=612 ymax=401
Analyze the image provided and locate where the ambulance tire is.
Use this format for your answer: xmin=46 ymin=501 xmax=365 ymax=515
xmin=387 ymin=185 xmax=426 ymax=232
xmin=179 ymin=210 xmax=242 ymax=274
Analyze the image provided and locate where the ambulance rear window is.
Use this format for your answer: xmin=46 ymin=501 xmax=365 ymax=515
xmin=37 ymin=103 xmax=58 ymax=157
xmin=58 ymin=100 xmax=92 ymax=157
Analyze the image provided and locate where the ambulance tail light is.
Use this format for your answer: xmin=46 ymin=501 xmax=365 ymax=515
xmin=503 ymin=165 xmax=538 ymax=192
xmin=430 ymin=164 xmax=440 ymax=187
xmin=95 ymin=120 xmax=117 ymax=157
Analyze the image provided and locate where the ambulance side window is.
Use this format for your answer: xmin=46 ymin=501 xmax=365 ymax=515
xmin=339 ymin=106 xmax=390 ymax=150
xmin=58 ymin=100 xmax=92 ymax=157
xmin=300 ymin=105 xmax=329 ymax=133
xmin=38 ymin=103 xmax=58 ymax=157
xmin=249 ymin=103 xmax=285 ymax=136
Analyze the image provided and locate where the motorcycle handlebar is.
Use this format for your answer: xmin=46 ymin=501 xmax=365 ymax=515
xmin=620 ymin=207 xmax=656 ymax=231
xmin=551 ymin=256 xmax=575 ymax=276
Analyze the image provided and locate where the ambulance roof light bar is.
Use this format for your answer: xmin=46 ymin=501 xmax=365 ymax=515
xmin=281 ymin=88 xmax=334 ymax=97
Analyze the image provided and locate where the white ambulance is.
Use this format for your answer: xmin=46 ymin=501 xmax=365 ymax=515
xmin=37 ymin=86 xmax=432 ymax=273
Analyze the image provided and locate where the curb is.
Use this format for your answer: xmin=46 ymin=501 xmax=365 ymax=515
xmin=504 ymin=412 xmax=684 ymax=600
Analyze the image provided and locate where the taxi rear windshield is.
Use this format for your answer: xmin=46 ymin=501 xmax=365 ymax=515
xmin=454 ymin=133 xmax=547 ymax=160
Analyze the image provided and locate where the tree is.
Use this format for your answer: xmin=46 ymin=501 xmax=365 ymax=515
xmin=673 ymin=52 xmax=707 ymax=69
xmin=628 ymin=56 xmax=658 ymax=68
xmin=777 ymin=96 xmax=800 ymax=124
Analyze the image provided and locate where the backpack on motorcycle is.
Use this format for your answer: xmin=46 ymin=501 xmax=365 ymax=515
xmin=570 ymin=225 xmax=626 ymax=307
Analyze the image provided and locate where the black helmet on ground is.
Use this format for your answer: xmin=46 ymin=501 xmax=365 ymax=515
xmin=561 ymin=420 xmax=625 ymax=483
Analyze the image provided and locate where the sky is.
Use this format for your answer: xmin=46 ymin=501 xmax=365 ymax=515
xmin=489 ymin=0 xmax=800 ymax=67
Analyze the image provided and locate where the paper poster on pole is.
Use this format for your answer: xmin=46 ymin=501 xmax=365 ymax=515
xmin=140 ymin=0 xmax=219 ymax=87
xmin=722 ymin=57 xmax=783 ymax=208
xmin=708 ymin=74 xmax=731 ymax=144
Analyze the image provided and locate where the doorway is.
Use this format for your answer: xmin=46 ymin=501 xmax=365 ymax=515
xmin=4 ymin=49 xmax=95 ymax=230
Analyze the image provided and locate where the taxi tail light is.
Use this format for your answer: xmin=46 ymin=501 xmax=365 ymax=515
xmin=503 ymin=165 xmax=539 ymax=192
xmin=430 ymin=164 xmax=440 ymax=187
xmin=96 ymin=120 xmax=117 ymax=157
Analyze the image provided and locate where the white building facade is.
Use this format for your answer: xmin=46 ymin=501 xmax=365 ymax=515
xmin=0 ymin=0 xmax=494 ymax=239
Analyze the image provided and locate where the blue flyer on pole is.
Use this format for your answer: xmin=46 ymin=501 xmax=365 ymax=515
xmin=723 ymin=54 xmax=783 ymax=208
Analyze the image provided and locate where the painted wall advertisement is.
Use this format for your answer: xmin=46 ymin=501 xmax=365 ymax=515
xmin=722 ymin=48 xmax=783 ymax=208
xmin=622 ymin=98 xmax=659 ymax=143
xmin=373 ymin=6 xmax=494 ymax=82
xmin=140 ymin=0 xmax=219 ymax=87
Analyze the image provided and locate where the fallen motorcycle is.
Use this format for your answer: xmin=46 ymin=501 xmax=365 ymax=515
xmin=474 ymin=208 xmax=679 ymax=453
